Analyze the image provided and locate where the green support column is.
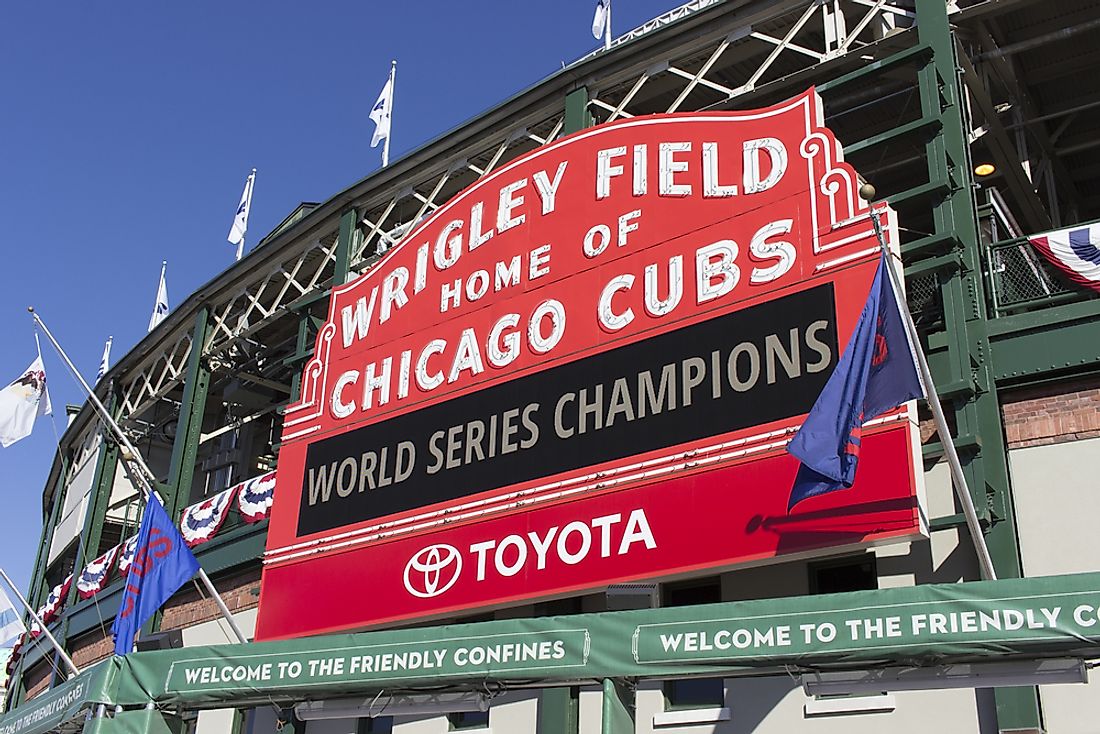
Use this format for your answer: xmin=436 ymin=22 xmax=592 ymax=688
xmin=163 ymin=308 xmax=212 ymax=520
xmin=916 ymin=1 xmax=1038 ymax=730
xmin=289 ymin=313 xmax=311 ymax=404
xmin=147 ymin=308 xmax=212 ymax=637
xmin=333 ymin=208 xmax=359 ymax=286
xmin=600 ymin=679 xmax=634 ymax=734
xmin=564 ymin=87 xmax=593 ymax=135
xmin=539 ymin=687 xmax=579 ymax=734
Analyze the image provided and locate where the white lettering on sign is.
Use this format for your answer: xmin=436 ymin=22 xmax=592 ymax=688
xmin=470 ymin=508 xmax=656 ymax=582
xmin=401 ymin=508 xmax=657 ymax=599
xmin=595 ymin=139 xmax=788 ymax=201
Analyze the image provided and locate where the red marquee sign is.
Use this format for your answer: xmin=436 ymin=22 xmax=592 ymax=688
xmin=256 ymin=89 xmax=925 ymax=641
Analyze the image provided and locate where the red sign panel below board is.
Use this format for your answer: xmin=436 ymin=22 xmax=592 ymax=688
xmin=256 ymin=89 xmax=926 ymax=641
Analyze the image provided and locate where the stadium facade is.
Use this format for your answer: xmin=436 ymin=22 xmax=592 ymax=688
xmin=4 ymin=1 xmax=1100 ymax=732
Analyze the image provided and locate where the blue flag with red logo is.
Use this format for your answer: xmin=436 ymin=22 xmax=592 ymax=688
xmin=786 ymin=252 xmax=924 ymax=511
xmin=111 ymin=492 xmax=200 ymax=655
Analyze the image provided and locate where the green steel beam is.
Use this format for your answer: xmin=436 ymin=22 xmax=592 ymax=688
xmin=333 ymin=208 xmax=359 ymax=286
xmin=284 ymin=289 xmax=330 ymax=404
xmin=844 ymin=115 xmax=942 ymax=156
xmin=564 ymin=87 xmax=592 ymax=135
xmin=288 ymin=314 xmax=311 ymax=403
xmin=915 ymin=1 xmax=1037 ymax=730
xmin=152 ymin=307 xmax=212 ymax=638
xmin=817 ymin=43 xmax=932 ymax=93
xmin=163 ymin=307 xmax=212 ymax=520
xmin=600 ymin=679 xmax=634 ymax=734
xmin=988 ymin=298 xmax=1100 ymax=383
xmin=901 ymin=232 xmax=959 ymax=258
xmin=539 ymin=687 xmax=579 ymax=734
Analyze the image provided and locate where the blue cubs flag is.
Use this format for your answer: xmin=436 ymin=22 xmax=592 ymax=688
xmin=111 ymin=492 xmax=200 ymax=655
xmin=786 ymin=252 xmax=924 ymax=510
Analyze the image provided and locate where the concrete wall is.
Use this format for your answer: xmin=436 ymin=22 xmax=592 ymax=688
xmin=1010 ymin=436 xmax=1100 ymax=734
xmin=186 ymin=608 xmax=258 ymax=734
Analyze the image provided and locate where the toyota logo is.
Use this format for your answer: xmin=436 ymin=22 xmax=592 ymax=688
xmin=404 ymin=544 xmax=462 ymax=598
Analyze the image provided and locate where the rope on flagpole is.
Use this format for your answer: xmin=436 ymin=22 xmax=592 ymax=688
xmin=861 ymin=184 xmax=998 ymax=581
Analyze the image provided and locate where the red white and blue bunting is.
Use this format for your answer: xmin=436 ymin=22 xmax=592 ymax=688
xmin=117 ymin=535 xmax=139 ymax=576
xmin=180 ymin=485 xmax=238 ymax=548
xmin=1029 ymin=223 xmax=1100 ymax=293
xmin=6 ymin=469 xmax=279 ymax=650
xmin=76 ymin=545 xmax=119 ymax=600
xmin=237 ymin=470 xmax=276 ymax=523
xmin=40 ymin=575 xmax=72 ymax=624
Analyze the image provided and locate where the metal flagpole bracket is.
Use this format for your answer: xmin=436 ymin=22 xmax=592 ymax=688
xmin=859 ymin=193 xmax=998 ymax=582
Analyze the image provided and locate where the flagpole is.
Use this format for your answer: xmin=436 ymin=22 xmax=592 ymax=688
xmin=27 ymin=308 xmax=250 ymax=644
xmin=236 ymin=169 xmax=256 ymax=262
xmin=605 ymin=0 xmax=612 ymax=50
xmin=383 ymin=60 xmax=396 ymax=168
xmin=0 ymin=568 xmax=79 ymax=679
xmin=863 ymin=191 xmax=998 ymax=581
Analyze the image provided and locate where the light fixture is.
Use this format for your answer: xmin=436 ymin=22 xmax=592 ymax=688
xmin=802 ymin=658 xmax=1087 ymax=697
xmin=974 ymin=162 xmax=997 ymax=177
xmin=294 ymin=691 xmax=490 ymax=721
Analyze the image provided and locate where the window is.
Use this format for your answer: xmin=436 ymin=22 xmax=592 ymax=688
xmin=809 ymin=555 xmax=877 ymax=595
xmin=665 ymin=678 xmax=725 ymax=709
xmin=663 ymin=577 xmax=724 ymax=709
xmin=448 ymin=710 xmax=489 ymax=729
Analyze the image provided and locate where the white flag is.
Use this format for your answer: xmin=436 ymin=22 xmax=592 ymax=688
xmin=96 ymin=336 xmax=113 ymax=383
xmin=0 ymin=356 xmax=52 ymax=448
xmin=592 ymin=0 xmax=610 ymax=40
xmin=369 ymin=75 xmax=393 ymax=149
xmin=0 ymin=586 xmax=25 ymax=648
xmin=148 ymin=263 xmax=169 ymax=333
xmin=227 ymin=169 xmax=256 ymax=249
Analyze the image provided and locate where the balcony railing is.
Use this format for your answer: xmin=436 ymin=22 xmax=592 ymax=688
xmin=985 ymin=235 xmax=1091 ymax=317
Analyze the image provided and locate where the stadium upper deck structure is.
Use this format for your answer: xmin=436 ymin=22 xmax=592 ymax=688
xmin=5 ymin=1 xmax=1100 ymax=732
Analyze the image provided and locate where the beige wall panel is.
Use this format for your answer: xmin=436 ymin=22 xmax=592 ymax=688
xmin=1010 ymin=437 xmax=1100 ymax=733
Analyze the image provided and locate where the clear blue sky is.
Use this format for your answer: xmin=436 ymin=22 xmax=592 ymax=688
xmin=0 ymin=0 xmax=678 ymax=597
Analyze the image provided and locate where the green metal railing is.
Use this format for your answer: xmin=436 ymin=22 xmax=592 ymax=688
xmin=986 ymin=230 xmax=1097 ymax=317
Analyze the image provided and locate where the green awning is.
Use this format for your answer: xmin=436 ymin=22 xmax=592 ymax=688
xmin=0 ymin=661 xmax=116 ymax=734
xmin=109 ymin=572 xmax=1100 ymax=709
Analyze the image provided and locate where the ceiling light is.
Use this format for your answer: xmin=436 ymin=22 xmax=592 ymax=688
xmin=974 ymin=163 xmax=997 ymax=177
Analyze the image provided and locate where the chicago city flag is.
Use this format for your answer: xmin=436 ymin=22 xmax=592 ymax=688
xmin=0 ymin=356 xmax=52 ymax=448
xmin=786 ymin=252 xmax=924 ymax=510
xmin=112 ymin=493 xmax=199 ymax=655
